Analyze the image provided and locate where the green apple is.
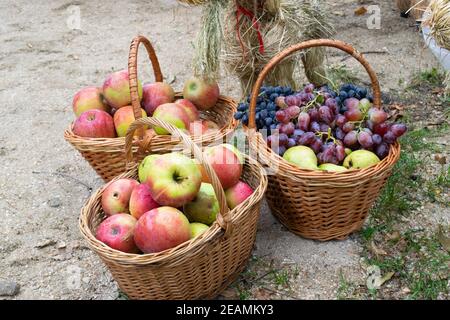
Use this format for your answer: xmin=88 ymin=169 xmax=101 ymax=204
xmin=283 ymin=146 xmax=318 ymax=170
xmin=189 ymin=222 xmax=209 ymax=238
xmin=318 ymin=163 xmax=348 ymax=172
xmin=343 ymin=150 xmax=380 ymax=169
xmin=143 ymin=152 xmax=202 ymax=207
xmin=183 ymin=183 xmax=219 ymax=225
xmin=138 ymin=154 xmax=160 ymax=184
xmin=223 ymin=144 xmax=244 ymax=164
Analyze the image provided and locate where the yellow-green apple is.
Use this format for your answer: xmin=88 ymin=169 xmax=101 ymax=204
xmin=133 ymin=207 xmax=191 ymax=253
xmin=204 ymin=144 xmax=243 ymax=189
xmin=103 ymin=70 xmax=142 ymax=109
xmin=113 ymin=105 xmax=147 ymax=137
xmin=343 ymin=150 xmax=380 ymax=169
xmin=101 ymin=178 xmax=139 ymax=216
xmin=183 ymin=183 xmax=219 ymax=225
xmin=183 ymin=77 xmax=220 ymax=110
xmin=175 ymin=99 xmax=199 ymax=122
xmin=152 ymin=103 xmax=190 ymax=135
xmin=189 ymin=223 xmax=209 ymax=238
xmin=72 ymin=86 xmax=109 ymax=117
xmin=189 ymin=120 xmax=219 ymax=137
xmin=95 ymin=213 xmax=139 ymax=253
xmin=283 ymin=146 xmax=318 ymax=170
xmin=142 ymin=152 xmax=202 ymax=207
xmin=73 ymin=109 xmax=116 ymax=138
xmin=129 ymin=183 xmax=160 ymax=220
xmin=142 ymin=82 xmax=175 ymax=115
xmin=318 ymin=163 xmax=348 ymax=172
xmin=225 ymin=181 xmax=253 ymax=209
xmin=138 ymin=154 xmax=160 ymax=184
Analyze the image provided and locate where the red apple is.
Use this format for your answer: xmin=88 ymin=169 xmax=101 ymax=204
xmin=141 ymin=82 xmax=175 ymax=115
xmin=101 ymin=178 xmax=139 ymax=216
xmin=225 ymin=181 xmax=254 ymax=209
xmin=95 ymin=214 xmax=139 ymax=253
xmin=103 ymin=70 xmax=142 ymax=109
xmin=189 ymin=120 xmax=219 ymax=137
xmin=183 ymin=77 xmax=220 ymax=110
xmin=72 ymin=86 xmax=109 ymax=117
xmin=204 ymin=144 xmax=243 ymax=189
xmin=175 ymin=99 xmax=199 ymax=122
xmin=113 ymin=105 xmax=147 ymax=137
xmin=129 ymin=183 xmax=159 ymax=220
xmin=73 ymin=109 xmax=116 ymax=138
xmin=152 ymin=103 xmax=190 ymax=135
xmin=134 ymin=207 xmax=191 ymax=253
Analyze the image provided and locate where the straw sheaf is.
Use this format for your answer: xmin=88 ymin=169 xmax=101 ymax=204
xmin=423 ymin=0 xmax=450 ymax=50
xmin=79 ymin=116 xmax=268 ymax=299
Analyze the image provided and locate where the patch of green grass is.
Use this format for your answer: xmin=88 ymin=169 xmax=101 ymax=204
xmin=408 ymin=67 xmax=446 ymax=90
xmin=272 ymin=269 xmax=290 ymax=287
xmin=336 ymin=271 xmax=358 ymax=300
xmin=237 ymin=286 xmax=251 ymax=300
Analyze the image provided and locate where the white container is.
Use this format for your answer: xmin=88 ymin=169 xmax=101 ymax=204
xmin=422 ymin=26 xmax=450 ymax=71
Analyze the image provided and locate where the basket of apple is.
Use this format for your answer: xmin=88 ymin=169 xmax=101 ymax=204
xmin=236 ymin=39 xmax=404 ymax=241
xmin=79 ymin=116 xmax=267 ymax=300
xmin=65 ymin=35 xmax=237 ymax=182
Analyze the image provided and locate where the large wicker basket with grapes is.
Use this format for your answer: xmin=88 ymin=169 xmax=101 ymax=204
xmin=235 ymin=39 xmax=403 ymax=241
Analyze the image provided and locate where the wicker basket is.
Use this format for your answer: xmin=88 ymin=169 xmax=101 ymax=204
xmin=246 ymin=39 xmax=401 ymax=241
xmin=79 ymin=116 xmax=268 ymax=299
xmin=65 ymin=35 xmax=237 ymax=182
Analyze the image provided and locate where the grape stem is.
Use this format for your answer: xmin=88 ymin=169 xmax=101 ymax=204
xmin=315 ymin=127 xmax=337 ymax=144
xmin=303 ymin=92 xmax=323 ymax=112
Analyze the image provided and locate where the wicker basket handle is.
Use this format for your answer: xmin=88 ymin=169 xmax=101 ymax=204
xmin=128 ymin=35 xmax=164 ymax=120
xmin=124 ymin=117 xmax=232 ymax=237
xmin=248 ymin=39 xmax=382 ymax=129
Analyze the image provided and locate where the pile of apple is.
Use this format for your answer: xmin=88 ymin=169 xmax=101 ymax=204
xmin=71 ymin=70 xmax=222 ymax=139
xmin=95 ymin=143 xmax=254 ymax=254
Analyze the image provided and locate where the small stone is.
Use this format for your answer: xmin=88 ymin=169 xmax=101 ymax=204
xmin=47 ymin=198 xmax=62 ymax=208
xmin=0 ymin=280 xmax=20 ymax=296
xmin=57 ymin=242 xmax=66 ymax=249
xmin=35 ymin=239 xmax=56 ymax=248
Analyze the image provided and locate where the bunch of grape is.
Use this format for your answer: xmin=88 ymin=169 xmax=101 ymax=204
xmin=234 ymin=86 xmax=294 ymax=134
xmin=266 ymin=83 xmax=407 ymax=162
xmin=334 ymin=83 xmax=372 ymax=111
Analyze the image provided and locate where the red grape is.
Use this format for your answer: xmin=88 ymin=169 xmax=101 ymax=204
xmin=304 ymin=83 xmax=315 ymax=93
xmin=344 ymin=108 xmax=363 ymax=121
xmin=310 ymin=138 xmax=323 ymax=153
xmin=275 ymin=96 xmax=287 ymax=109
xmin=366 ymin=120 xmax=374 ymax=131
xmin=376 ymin=143 xmax=389 ymax=159
xmin=297 ymin=112 xmax=310 ymax=131
xmin=320 ymin=123 xmax=331 ymax=134
xmin=391 ymin=123 xmax=407 ymax=137
xmin=310 ymin=121 xmax=321 ymax=133
xmin=342 ymin=122 xmax=355 ymax=133
xmin=335 ymin=114 xmax=347 ymax=127
xmin=285 ymin=95 xmax=297 ymax=106
xmin=358 ymin=131 xmax=373 ymax=148
xmin=362 ymin=128 xmax=373 ymax=135
xmin=275 ymin=110 xmax=289 ymax=123
xmin=344 ymin=97 xmax=360 ymax=109
xmin=335 ymin=127 xmax=345 ymax=140
xmin=280 ymin=122 xmax=295 ymax=135
xmin=344 ymin=131 xmax=358 ymax=147
xmin=278 ymin=145 xmax=287 ymax=156
xmin=336 ymin=145 xmax=346 ymax=162
xmin=368 ymin=108 xmax=387 ymax=124
xmin=279 ymin=133 xmax=289 ymax=146
xmin=308 ymin=109 xmax=319 ymax=122
xmin=373 ymin=122 xmax=389 ymax=136
xmin=286 ymin=106 xmax=301 ymax=119
xmin=319 ymin=105 xmax=333 ymax=124
xmin=287 ymin=138 xmax=296 ymax=148
xmin=298 ymin=132 xmax=316 ymax=145
xmin=372 ymin=134 xmax=382 ymax=145
xmin=383 ymin=131 xmax=396 ymax=144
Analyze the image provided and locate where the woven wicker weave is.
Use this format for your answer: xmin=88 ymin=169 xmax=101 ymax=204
xmin=65 ymin=35 xmax=237 ymax=182
xmin=247 ymin=39 xmax=401 ymax=241
xmin=79 ymin=116 xmax=268 ymax=299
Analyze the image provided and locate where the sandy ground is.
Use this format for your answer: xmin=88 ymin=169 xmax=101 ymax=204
xmin=0 ymin=0 xmax=445 ymax=299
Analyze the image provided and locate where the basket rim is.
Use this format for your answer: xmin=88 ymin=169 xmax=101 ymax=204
xmin=79 ymin=156 xmax=268 ymax=265
xmin=247 ymin=129 xmax=401 ymax=179
xmin=65 ymin=93 xmax=237 ymax=145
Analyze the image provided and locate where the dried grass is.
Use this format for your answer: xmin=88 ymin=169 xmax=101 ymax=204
xmin=423 ymin=0 xmax=450 ymax=50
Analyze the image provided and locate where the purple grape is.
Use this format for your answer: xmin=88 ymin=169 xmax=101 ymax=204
xmin=310 ymin=121 xmax=321 ymax=133
xmin=279 ymin=133 xmax=289 ymax=146
xmin=336 ymin=145 xmax=346 ymax=162
xmin=278 ymin=145 xmax=287 ymax=156
xmin=280 ymin=122 xmax=295 ymax=136
xmin=344 ymin=131 xmax=358 ymax=147
xmin=304 ymin=83 xmax=315 ymax=93
xmin=297 ymin=112 xmax=310 ymax=131
xmin=376 ymin=143 xmax=389 ymax=159
xmin=358 ymin=131 xmax=373 ymax=148
xmin=298 ymin=132 xmax=316 ymax=145
xmin=320 ymin=123 xmax=331 ymax=134
xmin=372 ymin=134 xmax=382 ymax=145
xmin=310 ymin=138 xmax=323 ymax=153
xmin=285 ymin=95 xmax=297 ymax=106
xmin=275 ymin=110 xmax=289 ymax=123
xmin=391 ymin=123 xmax=407 ymax=137
xmin=342 ymin=122 xmax=355 ymax=133
xmin=320 ymin=146 xmax=335 ymax=164
xmin=335 ymin=127 xmax=345 ymax=140
xmin=286 ymin=106 xmax=301 ymax=119
xmin=373 ymin=122 xmax=389 ymax=136
xmin=319 ymin=105 xmax=333 ymax=124
xmin=287 ymin=138 xmax=296 ymax=148
xmin=362 ymin=128 xmax=373 ymax=135
xmin=308 ymin=109 xmax=320 ymax=122
xmin=306 ymin=92 xmax=315 ymax=101
xmin=325 ymin=98 xmax=339 ymax=115
xmin=335 ymin=114 xmax=347 ymax=127
xmin=383 ymin=131 xmax=397 ymax=144
xmin=292 ymin=129 xmax=305 ymax=138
